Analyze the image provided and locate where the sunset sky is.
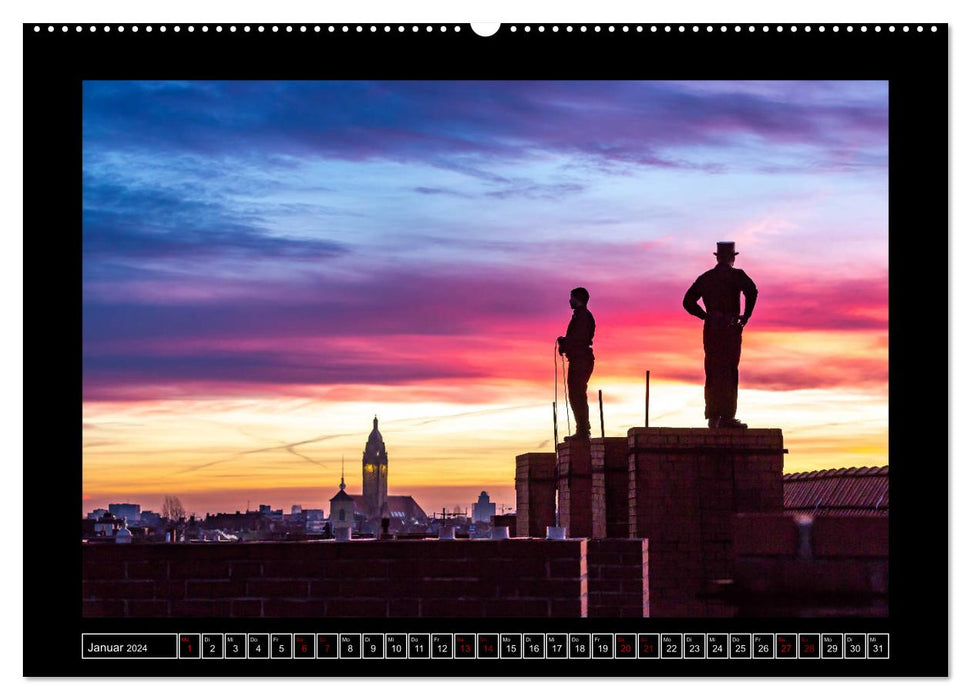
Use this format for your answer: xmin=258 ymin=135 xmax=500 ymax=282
xmin=82 ymin=80 xmax=889 ymax=518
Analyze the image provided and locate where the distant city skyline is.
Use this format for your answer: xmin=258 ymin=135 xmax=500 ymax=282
xmin=83 ymin=80 xmax=888 ymax=517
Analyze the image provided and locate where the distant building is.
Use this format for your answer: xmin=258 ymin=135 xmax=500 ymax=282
xmin=472 ymin=491 xmax=496 ymax=524
xmin=327 ymin=416 xmax=428 ymax=534
xmin=86 ymin=508 xmax=108 ymax=520
xmin=140 ymin=510 xmax=162 ymax=528
xmin=109 ymin=503 xmax=141 ymax=523
xmin=329 ymin=470 xmax=356 ymax=530
xmin=362 ymin=416 xmax=389 ymax=516
xmin=203 ymin=511 xmax=271 ymax=534
xmin=304 ymin=508 xmax=326 ymax=534
xmin=93 ymin=512 xmax=123 ymax=537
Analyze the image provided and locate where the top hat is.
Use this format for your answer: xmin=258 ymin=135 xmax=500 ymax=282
xmin=714 ymin=241 xmax=739 ymax=257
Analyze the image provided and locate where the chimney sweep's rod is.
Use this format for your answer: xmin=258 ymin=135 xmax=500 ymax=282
xmin=598 ymin=389 xmax=605 ymax=439
xmin=645 ymin=370 xmax=651 ymax=428
xmin=552 ymin=400 xmax=558 ymax=449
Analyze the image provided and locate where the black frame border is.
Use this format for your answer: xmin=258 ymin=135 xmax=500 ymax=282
xmin=23 ymin=22 xmax=948 ymax=678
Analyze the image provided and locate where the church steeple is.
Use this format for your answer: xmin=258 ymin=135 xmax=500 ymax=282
xmin=362 ymin=415 xmax=389 ymax=517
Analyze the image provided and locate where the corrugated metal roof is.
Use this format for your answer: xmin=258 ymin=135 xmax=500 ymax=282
xmin=783 ymin=466 xmax=889 ymax=515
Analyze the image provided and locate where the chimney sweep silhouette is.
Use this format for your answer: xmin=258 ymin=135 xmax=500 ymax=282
xmin=682 ymin=241 xmax=758 ymax=429
xmin=557 ymin=287 xmax=595 ymax=441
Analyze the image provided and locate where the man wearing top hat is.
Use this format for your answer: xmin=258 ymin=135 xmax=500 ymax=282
xmin=683 ymin=241 xmax=758 ymax=429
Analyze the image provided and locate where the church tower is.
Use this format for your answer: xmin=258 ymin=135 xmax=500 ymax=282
xmin=362 ymin=416 xmax=388 ymax=517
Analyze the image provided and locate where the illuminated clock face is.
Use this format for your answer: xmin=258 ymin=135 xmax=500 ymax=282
xmin=366 ymin=465 xmax=374 ymax=473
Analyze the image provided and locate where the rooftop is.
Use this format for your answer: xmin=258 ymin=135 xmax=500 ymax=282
xmin=783 ymin=465 xmax=889 ymax=516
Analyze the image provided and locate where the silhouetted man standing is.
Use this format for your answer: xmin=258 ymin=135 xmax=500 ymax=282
xmin=683 ymin=242 xmax=758 ymax=429
xmin=558 ymin=287 xmax=595 ymax=441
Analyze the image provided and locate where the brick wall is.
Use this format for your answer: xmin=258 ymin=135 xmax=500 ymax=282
xmin=731 ymin=513 xmax=888 ymax=616
xmin=515 ymin=453 xmax=556 ymax=537
xmin=82 ymin=539 xmax=589 ymax=618
xmin=557 ymin=440 xmax=593 ymax=538
xmin=591 ymin=437 xmax=629 ymax=539
xmin=627 ymin=427 xmax=784 ymax=617
xmin=586 ymin=538 xmax=649 ymax=618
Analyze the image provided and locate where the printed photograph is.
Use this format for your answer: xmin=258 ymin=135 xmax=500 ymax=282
xmin=82 ymin=80 xmax=889 ymax=618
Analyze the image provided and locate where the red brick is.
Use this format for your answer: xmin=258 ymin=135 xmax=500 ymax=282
xmin=244 ymin=542 xmax=338 ymax=561
xmin=549 ymin=598 xmax=586 ymax=617
xmin=262 ymin=599 xmax=328 ymax=617
xmin=548 ymin=558 xmax=583 ymax=578
xmin=497 ymin=578 xmax=583 ymax=598
xmin=399 ymin=559 xmax=475 ymax=578
xmin=82 ymin=600 xmax=125 ymax=617
xmin=309 ymin=580 xmax=338 ymax=598
xmin=734 ymin=514 xmax=796 ymax=555
xmin=477 ymin=557 xmax=547 ymax=580
xmin=812 ymin=517 xmax=888 ymax=557
xmin=126 ymin=560 xmax=169 ymax=579
xmin=321 ymin=560 xmax=388 ymax=579
xmin=388 ymin=598 xmax=421 ymax=616
xmin=246 ymin=580 xmax=310 ymax=598
xmin=326 ymin=599 xmax=389 ymax=617
xmin=253 ymin=560 xmax=321 ymax=579
xmin=85 ymin=580 xmax=155 ymax=600
xmin=127 ymin=600 xmax=171 ymax=617
xmin=154 ymin=580 xmax=186 ymax=600
xmin=186 ymin=580 xmax=248 ymax=599
xmin=228 ymin=561 xmax=263 ymax=579
xmin=484 ymin=599 xmax=549 ymax=617
xmin=420 ymin=599 xmax=486 ymax=617
xmin=169 ymin=561 xmax=230 ymax=579
xmin=171 ymin=600 xmax=232 ymax=617
xmin=82 ymin=560 xmax=126 ymax=580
